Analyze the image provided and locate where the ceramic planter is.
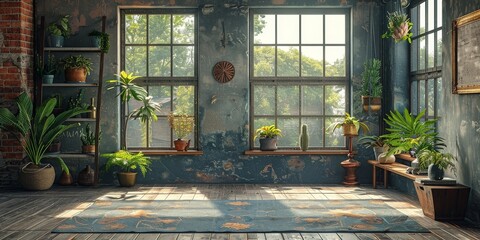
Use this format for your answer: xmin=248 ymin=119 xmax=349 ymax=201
xmin=117 ymin=172 xmax=137 ymax=187
xmin=174 ymin=139 xmax=190 ymax=151
xmin=259 ymin=137 xmax=277 ymax=151
xmin=377 ymin=152 xmax=395 ymax=164
xmin=428 ymin=164 xmax=444 ymax=180
xmin=361 ymin=96 xmax=381 ymax=112
xmin=373 ymin=146 xmax=385 ymax=160
xmin=82 ymin=145 xmax=95 ymax=154
xmin=90 ymin=36 xmax=101 ymax=48
xmin=18 ymin=163 xmax=55 ymax=191
xmin=59 ymin=171 xmax=73 ymax=186
xmin=65 ymin=68 xmax=87 ymax=83
xmin=342 ymin=124 xmax=358 ymax=136
xmin=42 ymin=75 xmax=54 ymax=84
xmin=49 ymin=35 xmax=64 ymax=47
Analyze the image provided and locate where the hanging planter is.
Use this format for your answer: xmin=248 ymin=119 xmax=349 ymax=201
xmin=361 ymin=59 xmax=382 ymax=112
xmin=382 ymin=11 xmax=413 ymax=43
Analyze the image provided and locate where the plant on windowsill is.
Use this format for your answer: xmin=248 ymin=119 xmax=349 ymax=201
xmin=105 ymin=71 xmax=160 ymax=187
xmin=168 ymin=113 xmax=194 ymax=151
xmin=361 ymin=58 xmax=382 ymax=112
xmin=102 ymin=150 xmax=151 ymax=187
xmin=254 ymin=125 xmax=283 ymax=151
xmin=47 ymin=15 xmax=70 ymax=47
xmin=417 ymin=149 xmax=456 ymax=180
xmin=328 ymin=113 xmax=370 ymax=136
xmin=80 ymin=123 xmax=101 ymax=154
xmin=61 ymin=55 xmax=92 ymax=83
xmin=88 ymin=30 xmax=110 ymax=53
xmin=0 ymin=92 xmax=87 ymax=190
xmin=382 ymin=11 xmax=413 ymax=43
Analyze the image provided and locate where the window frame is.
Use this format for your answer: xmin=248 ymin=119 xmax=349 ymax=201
xmin=409 ymin=0 xmax=442 ymax=121
xmin=249 ymin=8 xmax=351 ymax=150
xmin=120 ymin=8 xmax=199 ymax=150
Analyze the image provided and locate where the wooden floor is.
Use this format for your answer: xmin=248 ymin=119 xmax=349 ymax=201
xmin=0 ymin=184 xmax=479 ymax=240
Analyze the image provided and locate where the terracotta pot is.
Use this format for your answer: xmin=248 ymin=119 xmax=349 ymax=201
xmin=82 ymin=145 xmax=95 ymax=154
xmin=18 ymin=163 xmax=55 ymax=191
xmin=59 ymin=171 xmax=73 ymax=186
xmin=77 ymin=165 xmax=95 ymax=186
xmin=361 ymin=96 xmax=382 ymax=112
xmin=117 ymin=172 xmax=137 ymax=187
xmin=65 ymin=68 xmax=87 ymax=83
xmin=259 ymin=137 xmax=277 ymax=151
xmin=342 ymin=124 xmax=358 ymax=136
xmin=174 ymin=139 xmax=190 ymax=151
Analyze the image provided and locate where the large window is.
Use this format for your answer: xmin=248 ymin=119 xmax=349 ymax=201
xmin=250 ymin=9 xmax=350 ymax=149
xmin=410 ymin=0 xmax=442 ymax=120
xmin=121 ymin=9 xmax=197 ymax=150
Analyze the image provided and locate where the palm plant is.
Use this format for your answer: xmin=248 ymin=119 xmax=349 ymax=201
xmin=102 ymin=150 xmax=151 ymax=177
xmin=0 ymin=92 xmax=87 ymax=174
xmin=417 ymin=149 xmax=456 ymax=171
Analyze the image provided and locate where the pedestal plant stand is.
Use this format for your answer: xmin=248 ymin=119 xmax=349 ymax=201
xmin=341 ymin=135 xmax=360 ymax=186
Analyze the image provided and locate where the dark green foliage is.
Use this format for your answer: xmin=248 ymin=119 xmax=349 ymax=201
xmin=102 ymin=150 xmax=151 ymax=177
xmin=361 ymin=59 xmax=382 ymax=97
xmin=80 ymin=123 xmax=101 ymax=146
xmin=47 ymin=15 xmax=70 ymax=37
xmin=89 ymin=30 xmax=110 ymax=53
xmin=61 ymin=55 xmax=93 ymax=75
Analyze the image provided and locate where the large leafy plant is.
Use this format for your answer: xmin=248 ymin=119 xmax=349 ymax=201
xmin=361 ymin=59 xmax=382 ymax=97
xmin=47 ymin=15 xmax=70 ymax=37
xmin=0 ymin=92 xmax=87 ymax=174
xmin=62 ymin=55 xmax=93 ymax=75
xmin=102 ymin=150 xmax=151 ymax=176
xmin=381 ymin=109 xmax=444 ymax=156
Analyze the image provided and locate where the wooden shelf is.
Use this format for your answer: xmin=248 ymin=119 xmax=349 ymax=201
xmin=396 ymin=153 xmax=416 ymax=162
xmin=42 ymin=83 xmax=98 ymax=87
xmin=131 ymin=150 xmax=203 ymax=156
xmin=65 ymin=118 xmax=96 ymax=122
xmin=44 ymin=47 xmax=101 ymax=52
xmin=44 ymin=152 xmax=94 ymax=158
xmin=244 ymin=149 xmax=351 ymax=155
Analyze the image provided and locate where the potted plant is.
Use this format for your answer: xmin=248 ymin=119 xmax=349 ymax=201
xmin=328 ymin=113 xmax=370 ymax=136
xmin=254 ymin=125 xmax=282 ymax=151
xmin=88 ymin=30 xmax=110 ymax=53
xmin=417 ymin=149 xmax=456 ymax=180
xmin=61 ymin=55 xmax=92 ymax=83
xmin=382 ymin=11 xmax=413 ymax=43
xmin=168 ymin=113 xmax=194 ymax=151
xmin=67 ymin=89 xmax=87 ymax=117
xmin=105 ymin=71 xmax=160 ymax=186
xmin=80 ymin=123 xmax=100 ymax=154
xmin=102 ymin=150 xmax=151 ymax=187
xmin=0 ymin=92 xmax=87 ymax=190
xmin=36 ymin=53 xmax=58 ymax=84
xmin=361 ymin=58 xmax=382 ymax=112
xmin=359 ymin=135 xmax=388 ymax=160
xmin=46 ymin=15 xmax=70 ymax=47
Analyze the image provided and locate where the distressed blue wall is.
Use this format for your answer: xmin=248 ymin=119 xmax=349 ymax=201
xmin=35 ymin=0 xmax=382 ymax=185
xmin=441 ymin=0 xmax=480 ymax=224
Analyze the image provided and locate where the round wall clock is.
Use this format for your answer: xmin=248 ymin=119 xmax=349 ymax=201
xmin=213 ymin=61 xmax=235 ymax=83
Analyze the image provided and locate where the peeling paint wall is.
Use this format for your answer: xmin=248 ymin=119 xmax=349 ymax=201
xmin=442 ymin=0 xmax=480 ymax=224
xmin=35 ymin=0 xmax=382 ymax=185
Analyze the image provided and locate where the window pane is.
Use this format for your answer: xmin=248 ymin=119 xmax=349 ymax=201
xmin=254 ymin=15 xmax=275 ymax=44
xmin=127 ymin=119 xmax=147 ymax=147
xmin=325 ymin=85 xmax=345 ymax=115
xmin=173 ymin=15 xmax=194 ymax=44
xmin=325 ymin=46 xmax=345 ymax=77
xmin=325 ymin=117 xmax=344 ymax=147
xmin=301 ymin=46 xmax=323 ymax=76
xmin=428 ymin=0 xmax=435 ymax=31
xmin=419 ymin=81 xmax=426 ymax=113
xmin=277 ymin=86 xmax=300 ymax=115
xmin=277 ymin=46 xmax=299 ymax=77
xmin=411 ymin=5 xmax=418 ymax=37
xmin=254 ymin=46 xmax=275 ymax=76
xmin=277 ymin=117 xmax=300 ymax=147
xmin=151 ymin=117 xmax=171 ymax=147
xmin=411 ymin=81 xmax=418 ymax=115
xmin=173 ymin=46 xmax=194 ymax=76
xmin=301 ymin=15 xmax=323 ymax=44
xmin=427 ymin=33 xmax=435 ymax=68
xmin=253 ymin=117 xmax=275 ymax=147
xmin=411 ymin=39 xmax=418 ymax=72
xmin=125 ymin=14 xmax=146 ymax=44
xmin=149 ymin=46 xmax=171 ymax=76
xmin=427 ymin=79 xmax=435 ymax=116
xmin=302 ymin=117 xmax=323 ymax=147
xmin=436 ymin=30 xmax=442 ymax=67
xmin=419 ymin=36 xmax=426 ymax=70
xmin=149 ymin=15 xmax=170 ymax=44
xmin=254 ymin=85 xmax=275 ymax=115
xmin=173 ymin=86 xmax=194 ymax=115
xmin=150 ymin=85 xmax=172 ymax=115
xmin=125 ymin=46 xmax=147 ymax=76
xmin=277 ymin=15 xmax=299 ymax=44
xmin=437 ymin=0 xmax=442 ymax=28
xmin=302 ymin=85 xmax=323 ymax=115
xmin=420 ymin=2 xmax=426 ymax=34
xmin=325 ymin=15 xmax=345 ymax=44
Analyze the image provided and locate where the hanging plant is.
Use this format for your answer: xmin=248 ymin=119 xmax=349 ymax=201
xmin=382 ymin=11 xmax=413 ymax=43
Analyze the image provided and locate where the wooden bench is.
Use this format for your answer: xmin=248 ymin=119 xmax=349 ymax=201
xmin=368 ymin=160 xmax=424 ymax=188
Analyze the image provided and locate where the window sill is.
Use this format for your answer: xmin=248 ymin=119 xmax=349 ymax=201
xmin=131 ymin=150 xmax=203 ymax=156
xmin=244 ymin=149 xmax=351 ymax=156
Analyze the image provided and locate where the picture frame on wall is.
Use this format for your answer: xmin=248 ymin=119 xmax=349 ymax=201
xmin=452 ymin=9 xmax=480 ymax=94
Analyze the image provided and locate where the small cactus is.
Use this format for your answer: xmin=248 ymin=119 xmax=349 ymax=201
xmin=299 ymin=124 xmax=309 ymax=151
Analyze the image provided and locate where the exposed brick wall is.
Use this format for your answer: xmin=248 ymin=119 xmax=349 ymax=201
xmin=0 ymin=0 xmax=34 ymax=173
